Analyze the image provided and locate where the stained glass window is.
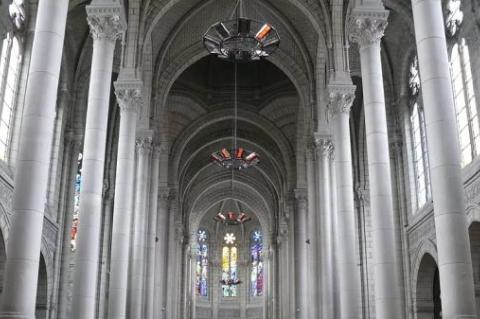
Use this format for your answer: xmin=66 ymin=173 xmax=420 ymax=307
xmin=450 ymin=39 xmax=479 ymax=167
xmin=0 ymin=33 xmax=21 ymax=161
xmin=70 ymin=153 xmax=83 ymax=251
xmin=250 ymin=230 xmax=263 ymax=296
xmin=222 ymin=233 xmax=238 ymax=297
xmin=409 ymin=56 xmax=431 ymax=209
xmin=196 ymin=229 xmax=209 ymax=296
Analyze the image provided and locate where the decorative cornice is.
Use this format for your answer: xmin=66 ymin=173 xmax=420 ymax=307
xmin=114 ymin=79 xmax=143 ymax=113
xmin=348 ymin=9 xmax=389 ymax=48
xmin=86 ymin=4 xmax=126 ymax=42
xmin=328 ymin=84 xmax=356 ymax=115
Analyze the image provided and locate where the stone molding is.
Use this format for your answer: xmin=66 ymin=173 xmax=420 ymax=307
xmin=86 ymin=4 xmax=126 ymax=42
xmin=328 ymin=84 xmax=356 ymax=115
xmin=349 ymin=9 xmax=389 ymax=47
xmin=114 ymin=79 xmax=143 ymax=113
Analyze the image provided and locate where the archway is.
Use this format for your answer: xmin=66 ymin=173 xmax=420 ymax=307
xmin=469 ymin=222 xmax=480 ymax=314
xmin=36 ymin=254 xmax=48 ymax=319
xmin=415 ymin=253 xmax=441 ymax=318
xmin=0 ymin=229 xmax=5 ymax=297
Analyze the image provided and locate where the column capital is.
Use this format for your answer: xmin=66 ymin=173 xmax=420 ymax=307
xmin=348 ymin=9 xmax=389 ymax=47
xmin=313 ymin=133 xmax=334 ymax=159
xmin=294 ymin=189 xmax=308 ymax=210
xmin=114 ymin=79 xmax=143 ymax=113
xmin=86 ymin=4 xmax=126 ymax=42
xmin=158 ymin=187 xmax=170 ymax=202
xmin=328 ymin=84 xmax=356 ymax=115
xmin=135 ymin=135 xmax=153 ymax=154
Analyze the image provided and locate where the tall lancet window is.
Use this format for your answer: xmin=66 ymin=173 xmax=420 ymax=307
xmin=70 ymin=153 xmax=83 ymax=251
xmin=221 ymin=232 xmax=238 ymax=297
xmin=450 ymin=38 xmax=479 ymax=167
xmin=446 ymin=0 xmax=463 ymax=37
xmin=0 ymin=0 xmax=25 ymax=161
xmin=196 ymin=229 xmax=209 ymax=296
xmin=409 ymin=56 xmax=431 ymax=208
xmin=250 ymin=230 xmax=264 ymax=296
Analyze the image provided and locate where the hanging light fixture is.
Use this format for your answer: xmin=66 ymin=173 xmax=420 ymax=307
xmin=203 ymin=0 xmax=280 ymax=62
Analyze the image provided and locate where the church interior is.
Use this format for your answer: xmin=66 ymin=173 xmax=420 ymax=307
xmin=0 ymin=0 xmax=478 ymax=318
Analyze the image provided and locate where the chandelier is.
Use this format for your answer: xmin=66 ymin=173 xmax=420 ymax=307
xmin=211 ymin=147 xmax=259 ymax=170
xmin=203 ymin=0 xmax=280 ymax=62
xmin=214 ymin=211 xmax=251 ymax=225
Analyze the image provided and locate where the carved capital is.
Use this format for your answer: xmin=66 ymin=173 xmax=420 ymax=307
xmin=349 ymin=9 xmax=389 ymax=48
xmin=135 ymin=136 xmax=153 ymax=154
xmin=114 ymin=79 xmax=143 ymax=113
xmin=158 ymin=187 xmax=170 ymax=202
xmin=294 ymin=189 xmax=308 ymax=210
xmin=86 ymin=5 xmax=126 ymax=42
xmin=328 ymin=84 xmax=356 ymax=115
xmin=314 ymin=133 xmax=334 ymax=159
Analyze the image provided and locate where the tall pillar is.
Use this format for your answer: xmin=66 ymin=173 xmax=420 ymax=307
xmin=129 ymin=134 xmax=152 ymax=318
xmin=305 ymin=148 xmax=318 ymax=318
xmin=314 ymin=134 xmax=335 ymax=319
xmin=349 ymin=10 xmax=403 ymax=318
xmin=107 ymin=78 xmax=142 ymax=319
xmin=412 ymin=0 xmax=477 ymax=317
xmin=153 ymin=187 xmax=170 ymax=319
xmin=145 ymin=147 xmax=161 ymax=319
xmin=294 ymin=189 xmax=308 ymax=319
xmin=329 ymin=84 xmax=361 ymax=318
xmin=71 ymin=4 xmax=125 ymax=318
xmin=0 ymin=1 xmax=69 ymax=318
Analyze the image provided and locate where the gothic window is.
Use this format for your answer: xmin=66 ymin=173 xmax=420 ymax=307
xmin=0 ymin=33 xmax=21 ymax=160
xmin=221 ymin=232 xmax=238 ymax=297
xmin=450 ymin=39 xmax=479 ymax=167
xmin=250 ymin=230 xmax=263 ymax=296
xmin=196 ymin=229 xmax=209 ymax=297
xmin=409 ymin=56 xmax=431 ymax=208
xmin=0 ymin=0 xmax=25 ymax=161
xmin=446 ymin=0 xmax=463 ymax=37
xmin=70 ymin=153 xmax=83 ymax=251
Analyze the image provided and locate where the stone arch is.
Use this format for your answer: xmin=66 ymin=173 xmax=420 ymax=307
xmin=35 ymin=253 xmax=48 ymax=319
xmin=414 ymin=253 xmax=441 ymax=319
xmin=469 ymin=221 xmax=480 ymax=314
xmin=0 ymin=227 xmax=5 ymax=296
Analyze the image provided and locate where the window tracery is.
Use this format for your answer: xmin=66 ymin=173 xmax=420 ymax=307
xmin=450 ymin=39 xmax=479 ymax=167
xmin=221 ymin=232 xmax=238 ymax=297
xmin=409 ymin=55 xmax=431 ymax=208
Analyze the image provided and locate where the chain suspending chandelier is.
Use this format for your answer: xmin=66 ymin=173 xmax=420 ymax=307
xmin=203 ymin=0 xmax=280 ymax=62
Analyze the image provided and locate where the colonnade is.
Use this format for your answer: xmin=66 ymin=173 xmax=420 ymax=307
xmin=0 ymin=0 xmax=477 ymax=318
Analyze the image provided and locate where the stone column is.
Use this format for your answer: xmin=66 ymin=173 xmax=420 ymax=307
xmin=349 ymin=10 xmax=403 ymax=318
xmin=153 ymin=187 xmax=170 ymax=319
xmin=412 ymin=0 xmax=477 ymax=317
xmin=107 ymin=79 xmax=142 ymax=319
xmin=130 ymin=134 xmax=152 ymax=318
xmin=145 ymin=147 xmax=161 ymax=319
xmin=71 ymin=5 xmax=125 ymax=318
xmin=314 ymin=134 xmax=335 ymax=319
xmin=294 ymin=189 xmax=308 ymax=319
xmin=329 ymin=84 xmax=361 ymax=318
xmin=0 ymin=1 xmax=68 ymax=318
xmin=305 ymin=148 xmax=318 ymax=318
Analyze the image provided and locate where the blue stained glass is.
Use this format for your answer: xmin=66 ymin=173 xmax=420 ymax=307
xmin=196 ymin=229 xmax=208 ymax=296
xmin=250 ymin=230 xmax=263 ymax=296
